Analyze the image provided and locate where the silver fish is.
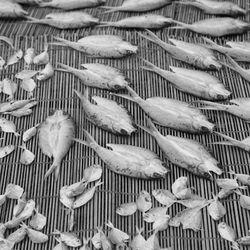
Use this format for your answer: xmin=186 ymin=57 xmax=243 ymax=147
xmin=36 ymin=63 xmax=54 ymax=81
xmin=74 ymin=89 xmax=136 ymax=135
xmin=175 ymin=0 xmax=247 ymax=16
xmin=24 ymin=48 xmax=35 ymax=66
xmin=74 ymin=130 xmax=169 ymax=179
xmin=152 ymin=189 xmax=176 ymax=207
xmin=207 ymin=195 xmax=226 ymax=220
xmin=53 ymin=237 xmax=69 ymax=250
xmin=117 ymin=86 xmax=214 ymax=133
xmin=172 ymin=177 xmax=189 ymax=198
xmin=116 ymin=202 xmax=137 ymax=216
xmin=4 ymin=217 xmax=23 ymax=229
xmin=153 ymin=214 xmax=170 ymax=231
xmin=217 ymin=188 xmax=234 ymax=199
xmin=216 ymin=178 xmax=246 ymax=190
xmin=141 ymin=59 xmax=231 ymax=100
xmin=101 ymin=0 xmax=172 ymax=13
xmin=60 ymin=186 xmax=74 ymax=209
xmin=140 ymin=118 xmax=221 ymax=179
xmin=22 ymin=223 xmax=48 ymax=243
xmin=136 ymin=191 xmax=152 ymax=213
xmin=15 ymin=69 xmax=38 ymax=79
xmin=0 ymin=78 xmax=18 ymax=101
xmin=19 ymin=145 xmax=35 ymax=165
xmin=143 ymin=206 xmax=168 ymax=223
xmin=53 ymin=230 xmax=82 ymax=247
xmin=6 ymin=225 xmax=27 ymax=244
xmin=50 ymin=35 xmax=137 ymax=58
xmin=0 ymin=0 xmax=28 ymax=18
xmin=4 ymin=183 xmax=23 ymax=200
xmin=99 ymin=15 xmax=174 ymax=29
xmin=39 ymin=0 xmax=106 ymax=10
xmin=29 ymin=208 xmax=47 ymax=231
xmin=16 ymin=199 xmax=36 ymax=220
xmin=203 ymin=37 xmax=250 ymax=62
xmin=139 ymin=29 xmax=221 ymax=70
xmin=106 ymin=221 xmax=129 ymax=246
xmin=33 ymin=45 xmax=49 ymax=65
xmin=28 ymin=12 xmax=99 ymax=29
xmin=82 ymin=164 xmax=102 ymax=183
xmin=172 ymin=18 xmax=250 ymax=37
xmin=234 ymin=190 xmax=250 ymax=210
xmin=23 ymin=124 xmax=39 ymax=143
xmin=5 ymin=49 xmax=23 ymax=68
xmin=3 ymin=107 xmax=33 ymax=117
xmin=0 ymin=99 xmax=32 ymax=113
xmin=38 ymin=110 xmax=75 ymax=180
xmin=195 ymin=98 xmax=250 ymax=122
xmin=56 ymin=63 xmax=129 ymax=91
xmin=218 ymin=222 xmax=239 ymax=250
xmin=0 ymin=144 xmax=15 ymax=159
xmin=20 ymin=78 xmax=37 ymax=95
xmin=91 ymin=227 xmax=112 ymax=250
xmin=0 ymin=118 xmax=19 ymax=136
xmin=64 ymin=181 xmax=87 ymax=198
xmin=0 ymin=36 xmax=15 ymax=50
xmin=0 ymin=239 xmax=15 ymax=250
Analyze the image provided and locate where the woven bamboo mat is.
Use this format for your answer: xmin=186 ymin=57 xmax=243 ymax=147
xmin=1 ymin=0 xmax=250 ymax=249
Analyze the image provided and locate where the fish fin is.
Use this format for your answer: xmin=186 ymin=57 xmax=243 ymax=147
xmin=14 ymin=132 xmax=20 ymax=137
xmin=106 ymin=220 xmax=114 ymax=229
xmin=239 ymin=185 xmax=248 ymax=190
xmin=232 ymin=241 xmax=240 ymax=250
xmin=234 ymin=189 xmax=242 ymax=195
xmin=220 ymin=61 xmax=237 ymax=72
xmin=191 ymin=100 xmax=224 ymax=111
xmin=44 ymin=163 xmax=60 ymax=181
xmin=99 ymin=6 xmax=120 ymax=14
xmin=49 ymin=37 xmax=73 ymax=48
xmin=213 ymin=131 xmax=239 ymax=145
xmin=224 ymin=54 xmax=243 ymax=72
xmin=95 ymin=180 xmax=103 ymax=188
xmin=73 ymin=138 xmax=90 ymax=147
xmin=140 ymin=58 xmax=162 ymax=75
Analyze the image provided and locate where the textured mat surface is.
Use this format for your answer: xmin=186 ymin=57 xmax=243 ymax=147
xmin=1 ymin=0 xmax=250 ymax=249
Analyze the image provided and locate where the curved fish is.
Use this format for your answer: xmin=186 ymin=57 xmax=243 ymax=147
xmin=74 ymin=130 xmax=169 ymax=179
xmin=38 ymin=110 xmax=75 ymax=180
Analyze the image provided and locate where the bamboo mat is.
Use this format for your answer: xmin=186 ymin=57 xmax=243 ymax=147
xmin=1 ymin=0 xmax=250 ymax=249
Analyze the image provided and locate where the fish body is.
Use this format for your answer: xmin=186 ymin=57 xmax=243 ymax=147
xmin=143 ymin=206 xmax=168 ymax=223
xmin=139 ymin=29 xmax=221 ymax=70
xmin=75 ymin=90 xmax=136 ymax=135
xmin=51 ymin=36 xmax=137 ymax=58
xmin=33 ymin=45 xmax=49 ymax=65
xmin=74 ymin=130 xmax=169 ymax=179
xmin=57 ymin=63 xmax=129 ymax=91
xmin=142 ymin=60 xmax=231 ymax=100
xmin=13 ymin=193 xmax=26 ymax=217
xmin=0 ymin=118 xmax=19 ymax=136
xmin=29 ymin=209 xmax=47 ymax=231
xmin=176 ymin=0 xmax=247 ymax=16
xmin=102 ymin=0 xmax=172 ymax=13
xmin=39 ymin=0 xmax=106 ymax=10
xmin=19 ymin=145 xmax=35 ymax=165
xmin=28 ymin=12 xmax=99 ymax=29
xmin=38 ymin=110 xmax=75 ymax=180
xmin=82 ymin=164 xmax=102 ymax=183
xmin=99 ymin=15 xmax=174 ymax=29
xmin=0 ymin=0 xmax=28 ymax=18
xmin=23 ymin=124 xmax=39 ymax=142
xmin=116 ymin=202 xmax=137 ymax=216
xmin=136 ymin=191 xmax=152 ymax=212
xmin=60 ymin=186 xmax=74 ymax=209
xmin=216 ymin=178 xmax=244 ymax=190
xmin=0 ymin=99 xmax=32 ymax=113
xmin=24 ymin=224 xmax=48 ymax=243
xmin=207 ymin=196 xmax=226 ymax=220
xmin=54 ymin=231 xmax=82 ymax=247
xmin=152 ymin=189 xmax=176 ymax=207
xmin=6 ymin=226 xmax=27 ymax=244
xmin=6 ymin=49 xmax=23 ymax=68
xmin=15 ymin=69 xmax=38 ymax=79
xmin=16 ymin=199 xmax=35 ymax=220
xmin=65 ymin=181 xmax=87 ymax=198
xmin=0 ymin=145 xmax=15 ymax=159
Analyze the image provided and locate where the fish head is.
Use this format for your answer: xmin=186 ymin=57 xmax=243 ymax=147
xmin=124 ymin=45 xmax=138 ymax=56
xmin=209 ymin=86 xmax=232 ymax=101
xmin=203 ymin=58 xmax=222 ymax=71
xmin=193 ymin=117 xmax=214 ymax=134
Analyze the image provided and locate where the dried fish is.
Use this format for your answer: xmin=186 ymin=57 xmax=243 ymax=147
xmin=36 ymin=62 xmax=54 ymax=81
xmin=99 ymin=15 xmax=174 ymax=29
xmin=4 ymin=217 xmax=23 ymax=229
xmin=28 ymin=12 xmax=99 ymax=29
xmin=0 ymin=78 xmax=17 ymax=101
xmin=116 ymin=202 xmax=137 ymax=216
xmin=0 ymin=0 xmax=28 ymax=18
xmin=216 ymin=178 xmax=247 ymax=190
xmin=153 ymin=214 xmax=170 ymax=231
xmin=22 ymin=223 xmax=48 ymax=243
xmin=3 ymin=107 xmax=33 ymax=117
xmin=74 ymin=130 xmax=169 ymax=179
xmin=234 ymin=190 xmax=250 ymax=210
xmin=207 ymin=195 xmax=226 ymax=220
xmin=101 ymin=0 xmax=172 ymax=13
xmin=39 ymin=0 xmax=106 ymax=10
xmin=92 ymin=227 xmax=112 ymax=250
xmin=38 ymin=110 xmax=75 ymax=180
xmin=24 ymin=48 xmax=35 ymax=66
xmin=0 ymin=239 xmax=15 ymax=250
xmin=19 ymin=145 xmax=35 ymax=165
xmin=20 ymin=78 xmax=37 ymax=94
xmin=29 ymin=208 xmax=46 ymax=230
xmin=194 ymin=98 xmax=250 ymax=122
xmin=143 ymin=206 xmax=168 ymax=223
xmin=217 ymin=188 xmax=234 ymax=199
xmin=53 ymin=230 xmax=82 ymax=247
xmin=0 ymin=36 xmax=14 ymax=50
xmin=73 ymin=180 xmax=102 ymax=209
xmin=6 ymin=225 xmax=27 ymax=244
xmin=33 ymin=45 xmax=49 ymax=65
xmin=0 ymin=57 xmax=5 ymax=70
xmin=0 ymin=99 xmax=32 ymax=113
xmin=15 ymin=69 xmax=38 ymax=80
xmin=136 ymin=191 xmax=152 ymax=213
xmin=23 ymin=124 xmax=39 ymax=143
xmin=169 ymin=203 xmax=208 ymax=232
xmin=5 ymin=184 xmax=23 ymax=199
xmin=50 ymin=35 xmax=137 ymax=58
xmin=82 ymin=164 xmax=102 ymax=183
xmin=138 ymin=29 xmax=221 ymax=70
xmin=0 ymin=144 xmax=15 ymax=159
xmin=218 ymin=222 xmax=239 ymax=250
xmin=116 ymin=86 xmax=214 ymax=133
xmin=60 ymin=186 xmax=74 ymax=209
xmin=5 ymin=49 xmax=23 ymax=68
xmin=64 ymin=181 xmax=87 ymax=198
xmin=142 ymin=59 xmax=231 ymax=100
xmin=152 ymin=189 xmax=176 ymax=207
xmin=228 ymin=167 xmax=250 ymax=186
xmin=175 ymin=0 xmax=247 ymax=16
xmin=13 ymin=193 xmax=26 ymax=217
xmin=144 ymin=231 xmax=160 ymax=250
xmin=237 ymin=231 xmax=250 ymax=246
xmin=16 ymin=199 xmax=36 ymax=220
xmin=130 ymin=227 xmax=146 ymax=250
xmin=57 ymin=63 xmax=129 ymax=91
xmin=74 ymin=89 xmax=136 ymax=135
xmin=171 ymin=18 xmax=250 ymax=37
xmin=106 ymin=221 xmax=129 ymax=246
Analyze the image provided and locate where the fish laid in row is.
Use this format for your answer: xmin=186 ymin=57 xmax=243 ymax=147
xmin=139 ymin=29 xmax=221 ymax=70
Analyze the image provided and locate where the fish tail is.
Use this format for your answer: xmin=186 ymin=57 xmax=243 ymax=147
xmin=126 ymin=86 xmax=143 ymax=103
xmin=234 ymin=189 xmax=242 ymax=195
xmin=97 ymin=22 xmax=114 ymax=27
xmin=232 ymin=241 xmax=240 ymax=250
xmin=73 ymin=130 xmax=98 ymax=149
xmin=99 ymin=6 xmax=120 ymax=14
xmin=26 ymin=16 xmax=43 ymax=24
xmin=56 ymin=63 xmax=75 ymax=73
xmin=140 ymin=58 xmax=163 ymax=75
xmin=106 ymin=220 xmax=114 ymax=229
xmin=49 ymin=37 xmax=74 ymax=48
xmin=0 ymin=36 xmax=14 ymax=50
xmin=223 ymin=54 xmax=243 ymax=73
xmin=170 ymin=20 xmax=191 ymax=29
xmin=135 ymin=226 xmax=144 ymax=235
xmin=44 ymin=163 xmax=60 ymax=181
xmin=95 ymin=179 xmax=103 ymax=188
xmin=14 ymin=132 xmax=20 ymax=137
xmin=191 ymin=100 xmax=225 ymax=111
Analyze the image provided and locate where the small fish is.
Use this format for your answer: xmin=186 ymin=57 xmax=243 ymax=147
xmin=29 ymin=207 xmax=47 ymax=231
xmin=218 ymin=222 xmax=239 ymax=250
xmin=13 ymin=193 xmax=27 ymax=217
xmin=172 ymin=177 xmax=190 ymax=199
xmin=0 ymin=99 xmax=32 ymax=113
xmin=207 ymin=195 xmax=226 ymax=220
xmin=138 ymin=29 xmax=221 ymax=70
xmin=73 ymin=180 xmax=102 ymax=209
xmin=217 ymin=188 xmax=234 ymax=199
xmin=20 ymin=78 xmax=37 ymax=95
xmin=116 ymin=202 xmax=137 ymax=216
xmin=153 ymin=214 xmax=170 ymax=231
xmin=60 ymin=186 xmax=74 ymax=209
xmin=53 ymin=237 xmax=69 ymax=250
xmin=92 ymin=227 xmax=112 ymax=250
xmin=33 ymin=45 xmax=49 ymax=65
xmin=74 ymin=130 xmax=168 ymax=179
xmin=0 ymin=1 xmax=28 ymax=18
xmin=101 ymin=0 xmax=172 ymax=13
xmin=82 ymin=164 xmax=102 ymax=183
xmin=216 ymin=178 xmax=246 ymax=190
xmin=171 ymin=18 xmax=250 ymax=37
xmin=141 ymin=59 xmax=231 ymax=100
xmin=0 ymin=144 xmax=15 ymax=159
xmin=169 ymin=203 xmax=208 ymax=232
xmin=116 ymin=86 xmax=214 ymax=133
xmin=28 ymin=12 xmax=99 ymax=29
xmin=64 ymin=181 xmax=87 ymax=198
xmin=56 ymin=63 xmax=129 ymax=91
xmin=6 ymin=225 xmax=27 ymax=244
xmin=23 ymin=124 xmax=39 ymax=143
xmin=143 ymin=206 xmax=168 ymax=223
xmin=235 ymin=190 xmax=250 ymax=210
xmin=194 ymin=98 xmax=250 ymax=122
xmin=152 ymin=189 xmax=176 ymax=207
xmin=16 ymin=199 xmax=36 ymax=221
xmin=203 ymin=37 xmax=250 ymax=62
xmin=136 ymin=191 xmax=152 ymax=213
xmin=0 ymin=57 xmax=5 ymax=70
xmin=228 ymin=167 xmax=250 ymax=186
xmin=0 ymin=78 xmax=18 ymax=101
xmin=99 ymin=15 xmax=174 ymax=29
xmin=5 ymin=49 xmax=23 ymax=68
xmin=36 ymin=63 xmax=54 ymax=81
xmin=38 ymin=0 xmax=106 ymax=10
xmin=175 ymin=0 xmax=247 ymax=16
xmin=0 ymin=239 xmax=15 ymax=250
xmin=38 ymin=110 xmax=75 ymax=180
xmin=15 ymin=69 xmax=38 ymax=79
xmin=53 ymin=230 xmax=82 ymax=247
xmin=106 ymin=220 xmax=129 ymax=246
xmin=74 ymin=89 xmax=136 ymax=135
xmin=3 ymin=108 xmax=33 ymax=117
xmin=24 ymin=48 xmax=35 ymax=66
xmin=5 ymin=183 xmax=23 ymax=199
xmin=130 ymin=227 xmax=146 ymax=250
xmin=22 ymin=223 xmax=48 ymax=243
xmin=50 ymin=35 xmax=137 ymax=58
xmin=237 ymin=231 xmax=250 ymax=246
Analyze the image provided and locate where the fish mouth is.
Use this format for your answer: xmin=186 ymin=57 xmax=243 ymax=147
xmin=208 ymin=63 xmax=222 ymax=71
xmin=201 ymin=125 xmax=214 ymax=133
